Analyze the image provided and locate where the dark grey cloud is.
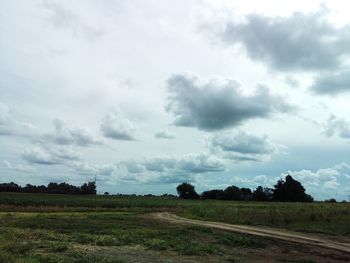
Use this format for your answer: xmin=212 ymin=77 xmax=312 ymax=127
xmin=22 ymin=146 xmax=80 ymax=165
xmin=311 ymin=71 xmax=350 ymax=95
xmin=166 ymin=73 xmax=291 ymax=131
xmin=154 ymin=129 xmax=175 ymax=139
xmin=46 ymin=119 xmax=101 ymax=146
xmin=101 ymin=109 xmax=135 ymax=140
xmin=211 ymin=9 xmax=350 ymax=71
xmin=323 ymin=114 xmax=350 ymax=139
xmin=209 ymin=131 xmax=282 ymax=162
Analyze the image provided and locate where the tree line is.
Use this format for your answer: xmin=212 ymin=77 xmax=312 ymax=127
xmin=0 ymin=181 xmax=96 ymax=195
xmin=177 ymin=175 xmax=314 ymax=202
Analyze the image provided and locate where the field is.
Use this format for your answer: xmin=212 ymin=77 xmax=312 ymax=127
xmin=0 ymin=193 xmax=349 ymax=262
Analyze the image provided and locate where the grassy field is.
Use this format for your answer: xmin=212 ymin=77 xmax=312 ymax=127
xmin=1 ymin=192 xmax=349 ymax=235
xmin=0 ymin=192 xmax=349 ymax=262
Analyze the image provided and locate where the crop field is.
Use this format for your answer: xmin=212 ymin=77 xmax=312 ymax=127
xmin=0 ymin=192 xmax=350 ymax=262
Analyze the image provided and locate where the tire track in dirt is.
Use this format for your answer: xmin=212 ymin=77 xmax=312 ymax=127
xmin=151 ymin=212 xmax=350 ymax=254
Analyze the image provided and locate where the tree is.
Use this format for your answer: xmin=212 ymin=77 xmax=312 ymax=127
xmin=240 ymin=187 xmax=253 ymax=201
xmin=253 ymin=186 xmax=273 ymax=201
xmin=221 ymin=185 xmax=242 ymax=200
xmin=81 ymin=181 xmax=96 ymax=195
xmin=324 ymin=198 xmax=336 ymax=203
xmin=176 ymin=182 xmax=199 ymax=199
xmin=272 ymin=175 xmax=313 ymax=202
xmin=201 ymin=189 xmax=223 ymax=199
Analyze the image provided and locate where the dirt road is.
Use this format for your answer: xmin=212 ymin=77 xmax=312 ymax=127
xmin=151 ymin=212 xmax=350 ymax=254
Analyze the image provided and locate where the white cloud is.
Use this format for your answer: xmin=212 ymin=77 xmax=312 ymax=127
xmin=285 ymin=163 xmax=350 ymax=199
xmin=101 ymin=108 xmax=136 ymax=140
xmin=46 ymin=118 xmax=101 ymax=146
xmin=22 ymin=145 xmax=80 ymax=165
xmin=4 ymin=160 xmax=36 ymax=173
xmin=0 ymin=103 xmax=39 ymax=138
xmin=154 ymin=129 xmax=175 ymax=139
xmin=69 ymin=161 xmax=116 ymax=176
xmin=209 ymin=130 xmax=284 ymax=162
xmin=323 ymin=114 xmax=350 ymax=139
xmin=42 ymin=1 xmax=104 ymax=40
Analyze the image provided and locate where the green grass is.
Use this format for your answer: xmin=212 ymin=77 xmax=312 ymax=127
xmin=0 ymin=193 xmax=349 ymax=262
xmin=1 ymin=192 xmax=349 ymax=235
xmin=0 ymin=211 xmax=263 ymax=262
xmin=181 ymin=201 xmax=350 ymax=235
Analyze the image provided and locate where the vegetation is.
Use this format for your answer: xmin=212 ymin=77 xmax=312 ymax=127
xmin=0 ymin=192 xmax=349 ymax=236
xmin=179 ymin=175 xmax=313 ymax=202
xmin=272 ymin=175 xmax=313 ymax=202
xmin=0 ymin=192 xmax=349 ymax=262
xmin=176 ymin=182 xmax=199 ymax=199
xmin=0 ymin=181 xmax=96 ymax=195
xmin=0 ymin=209 xmax=269 ymax=262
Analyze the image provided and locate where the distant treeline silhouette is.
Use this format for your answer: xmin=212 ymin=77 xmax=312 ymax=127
xmin=0 ymin=181 xmax=96 ymax=195
xmin=177 ymin=175 xmax=314 ymax=202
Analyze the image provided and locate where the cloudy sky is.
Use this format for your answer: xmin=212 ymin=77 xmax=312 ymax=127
xmin=1 ymin=0 xmax=350 ymax=200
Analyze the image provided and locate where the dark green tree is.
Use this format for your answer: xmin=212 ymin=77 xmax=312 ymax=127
xmin=222 ymin=185 xmax=242 ymax=200
xmin=272 ymin=175 xmax=313 ymax=202
xmin=201 ymin=189 xmax=223 ymax=199
xmin=176 ymin=182 xmax=199 ymax=199
xmin=80 ymin=181 xmax=97 ymax=195
xmin=253 ymin=186 xmax=273 ymax=201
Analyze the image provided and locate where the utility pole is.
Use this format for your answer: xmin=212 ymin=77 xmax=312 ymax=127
xmin=94 ymin=171 xmax=99 ymax=195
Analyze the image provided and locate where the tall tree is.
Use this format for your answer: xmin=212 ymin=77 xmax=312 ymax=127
xmin=273 ymin=175 xmax=313 ymax=202
xmin=176 ymin=182 xmax=199 ymax=199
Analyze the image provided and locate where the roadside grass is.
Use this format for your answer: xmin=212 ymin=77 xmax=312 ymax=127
xmin=0 ymin=211 xmax=265 ymax=262
xmin=180 ymin=201 xmax=350 ymax=236
xmin=219 ymin=233 xmax=266 ymax=248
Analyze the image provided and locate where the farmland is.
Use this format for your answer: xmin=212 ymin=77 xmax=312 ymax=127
xmin=0 ymin=192 xmax=349 ymax=262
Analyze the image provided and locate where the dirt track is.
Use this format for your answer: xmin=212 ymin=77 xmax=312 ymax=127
xmin=151 ymin=212 xmax=350 ymax=254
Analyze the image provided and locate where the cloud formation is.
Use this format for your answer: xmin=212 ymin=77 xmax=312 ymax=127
xmin=101 ymin=109 xmax=135 ymax=140
xmin=118 ymin=153 xmax=226 ymax=184
xmin=69 ymin=161 xmax=116 ymax=177
xmin=0 ymin=103 xmax=38 ymax=138
xmin=285 ymin=163 xmax=350 ymax=199
xmin=144 ymin=153 xmax=225 ymax=175
xmin=323 ymin=114 xmax=350 ymax=139
xmin=46 ymin=119 xmax=101 ymax=146
xmin=311 ymin=71 xmax=350 ymax=95
xmin=42 ymin=2 xmax=104 ymax=40
xmin=210 ymin=9 xmax=350 ymax=71
xmin=166 ymin=73 xmax=291 ymax=131
xmin=209 ymin=130 xmax=282 ymax=162
xmin=154 ymin=129 xmax=175 ymax=139
xmin=4 ymin=160 xmax=36 ymax=173
xmin=22 ymin=145 xmax=80 ymax=165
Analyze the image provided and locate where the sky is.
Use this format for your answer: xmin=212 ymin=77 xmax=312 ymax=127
xmin=1 ymin=0 xmax=350 ymax=200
